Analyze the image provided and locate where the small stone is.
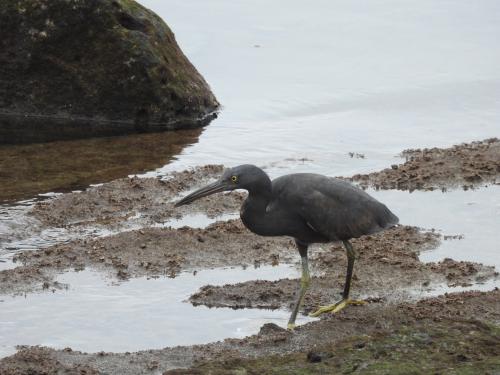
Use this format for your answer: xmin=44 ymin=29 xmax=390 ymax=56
xmin=259 ymin=323 xmax=287 ymax=335
xmin=117 ymin=270 xmax=129 ymax=279
xmin=307 ymin=351 xmax=323 ymax=363
xmin=353 ymin=342 xmax=366 ymax=349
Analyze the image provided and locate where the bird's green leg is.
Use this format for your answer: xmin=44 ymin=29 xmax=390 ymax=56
xmin=310 ymin=240 xmax=366 ymax=317
xmin=288 ymin=243 xmax=310 ymax=330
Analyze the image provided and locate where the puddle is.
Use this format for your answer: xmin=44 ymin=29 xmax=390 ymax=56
xmin=154 ymin=212 xmax=239 ymax=229
xmin=0 ymin=264 xmax=314 ymax=358
xmin=0 ymin=259 xmax=15 ymax=272
xmin=406 ymin=279 xmax=499 ymax=301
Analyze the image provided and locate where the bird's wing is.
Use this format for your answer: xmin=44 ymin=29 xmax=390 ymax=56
xmin=272 ymin=174 xmax=398 ymax=241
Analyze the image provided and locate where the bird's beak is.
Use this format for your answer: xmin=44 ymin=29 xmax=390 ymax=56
xmin=174 ymin=180 xmax=230 ymax=207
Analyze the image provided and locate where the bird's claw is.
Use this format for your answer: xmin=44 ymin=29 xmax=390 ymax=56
xmin=309 ymin=298 xmax=366 ymax=317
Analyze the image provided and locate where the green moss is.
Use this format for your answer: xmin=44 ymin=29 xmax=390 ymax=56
xmin=116 ymin=0 xmax=144 ymax=13
xmin=167 ymin=320 xmax=500 ymax=375
xmin=0 ymin=0 xmax=218 ymax=130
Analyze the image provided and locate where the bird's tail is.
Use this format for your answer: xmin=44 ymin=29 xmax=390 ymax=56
xmin=379 ymin=204 xmax=399 ymax=229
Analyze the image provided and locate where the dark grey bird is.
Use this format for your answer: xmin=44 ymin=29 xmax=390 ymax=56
xmin=175 ymin=165 xmax=399 ymax=329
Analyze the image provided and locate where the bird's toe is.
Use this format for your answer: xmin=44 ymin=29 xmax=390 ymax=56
xmin=309 ymin=304 xmax=337 ymax=317
xmin=310 ymin=298 xmax=367 ymax=317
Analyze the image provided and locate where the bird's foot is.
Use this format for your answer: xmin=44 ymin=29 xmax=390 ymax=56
xmin=287 ymin=323 xmax=296 ymax=331
xmin=309 ymin=298 xmax=366 ymax=317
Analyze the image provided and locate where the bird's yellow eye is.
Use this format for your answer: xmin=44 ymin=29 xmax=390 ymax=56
xmin=231 ymin=175 xmax=238 ymax=183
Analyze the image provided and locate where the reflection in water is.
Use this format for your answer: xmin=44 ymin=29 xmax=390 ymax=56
xmin=0 ymin=115 xmax=139 ymax=145
xmin=0 ymin=128 xmax=203 ymax=203
xmin=0 ymin=112 xmax=216 ymax=145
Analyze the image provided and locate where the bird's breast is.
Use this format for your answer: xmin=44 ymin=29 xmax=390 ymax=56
xmin=239 ymin=201 xmax=276 ymax=236
xmin=239 ymin=205 xmax=259 ymax=234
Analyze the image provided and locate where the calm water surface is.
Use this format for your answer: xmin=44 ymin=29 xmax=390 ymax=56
xmin=141 ymin=0 xmax=500 ymax=177
xmin=1 ymin=0 xmax=500 ymax=356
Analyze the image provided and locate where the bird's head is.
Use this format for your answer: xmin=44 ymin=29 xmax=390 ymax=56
xmin=174 ymin=164 xmax=270 ymax=207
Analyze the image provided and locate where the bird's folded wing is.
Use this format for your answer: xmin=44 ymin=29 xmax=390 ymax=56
xmin=282 ymin=178 xmax=398 ymax=241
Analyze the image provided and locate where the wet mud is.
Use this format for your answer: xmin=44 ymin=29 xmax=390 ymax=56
xmin=2 ymin=220 xmax=294 ymax=294
xmin=0 ymin=347 xmax=99 ymax=375
xmin=173 ymin=313 xmax=500 ymax=375
xmin=30 ymin=165 xmax=244 ymax=228
xmin=349 ymin=138 xmax=500 ymax=191
xmin=3 ymin=222 xmax=497 ymax=297
xmin=189 ymin=226 xmax=497 ymax=312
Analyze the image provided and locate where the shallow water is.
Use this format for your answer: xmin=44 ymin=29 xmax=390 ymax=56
xmin=0 ymin=206 xmax=237 ymax=269
xmin=140 ymin=0 xmax=500 ymax=177
xmin=0 ymin=0 xmax=500 ymax=358
xmin=0 ymin=129 xmax=202 ymax=203
xmin=0 ymin=265 xmax=314 ymax=358
xmin=370 ymin=186 xmax=500 ymax=269
xmin=154 ymin=212 xmax=240 ymax=229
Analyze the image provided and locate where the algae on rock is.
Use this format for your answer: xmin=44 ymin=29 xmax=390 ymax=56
xmin=0 ymin=0 xmax=219 ymax=139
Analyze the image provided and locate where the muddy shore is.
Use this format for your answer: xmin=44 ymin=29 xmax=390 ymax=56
xmin=4 ymin=221 xmax=497 ymax=299
xmin=30 ymin=164 xmax=244 ymax=228
xmin=1 ymin=138 xmax=499 ymax=374
xmin=349 ymin=138 xmax=500 ymax=191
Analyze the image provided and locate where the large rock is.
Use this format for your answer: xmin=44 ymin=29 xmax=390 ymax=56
xmin=0 ymin=0 xmax=219 ymax=142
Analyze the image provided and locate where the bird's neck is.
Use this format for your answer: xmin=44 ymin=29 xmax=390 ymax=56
xmin=240 ymin=187 xmax=275 ymax=236
xmin=247 ymin=190 xmax=271 ymax=211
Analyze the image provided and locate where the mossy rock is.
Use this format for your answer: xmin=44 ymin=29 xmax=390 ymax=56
xmin=0 ymin=0 xmax=219 ymax=142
